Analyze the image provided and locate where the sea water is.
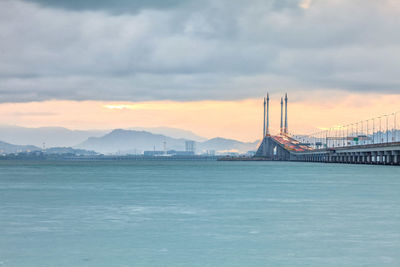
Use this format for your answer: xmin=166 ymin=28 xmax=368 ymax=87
xmin=0 ymin=161 xmax=400 ymax=267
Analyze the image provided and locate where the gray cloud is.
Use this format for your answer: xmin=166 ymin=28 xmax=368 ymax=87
xmin=0 ymin=0 xmax=400 ymax=103
xmin=24 ymin=0 xmax=188 ymax=13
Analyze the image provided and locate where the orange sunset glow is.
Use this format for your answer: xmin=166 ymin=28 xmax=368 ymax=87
xmin=1 ymin=92 xmax=399 ymax=141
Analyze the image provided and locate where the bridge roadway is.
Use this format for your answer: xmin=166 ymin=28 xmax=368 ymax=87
xmin=291 ymin=142 xmax=400 ymax=165
xmin=255 ymin=135 xmax=312 ymax=161
xmin=255 ymin=135 xmax=400 ymax=165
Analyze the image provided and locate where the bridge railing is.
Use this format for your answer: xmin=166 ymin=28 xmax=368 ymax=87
xmin=294 ymin=111 xmax=400 ymax=149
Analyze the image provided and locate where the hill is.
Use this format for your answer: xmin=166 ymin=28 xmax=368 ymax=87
xmin=0 ymin=141 xmax=40 ymax=154
xmin=198 ymin=137 xmax=259 ymax=154
xmin=77 ymin=129 xmax=259 ymax=155
xmin=77 ymin=129 xmax=188 ymax=154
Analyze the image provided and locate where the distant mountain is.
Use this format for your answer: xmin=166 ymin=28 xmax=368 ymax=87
xmin=0 ymin=125 xmax=205 ymax=148
xmin=77 ymin=129 xmax=188 ymax=154
xmin=0 ymin=140 xmax=97 ymax=155
xmin=197 ymin=137 xmax=259 ymax=154
xmin=0 ymin=125 xmax=108 ymax=148
xmin=0 ymin=126 xmax=259 ymax=155
xmin=129 ymin=127 xmax=206 ymax=142
xmin=0 ymin=141 xmax=40 ymax=154
xmin=0 ymin=125 xmax=259 ymax=155
xmin=77 ymin=129 xmax=259 ymax=155
xmin=44 ymin=147 xmax=98 ymax=155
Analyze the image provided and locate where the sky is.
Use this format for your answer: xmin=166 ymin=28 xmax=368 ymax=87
xmin=0 ymin=0 xmax=399 ymax=141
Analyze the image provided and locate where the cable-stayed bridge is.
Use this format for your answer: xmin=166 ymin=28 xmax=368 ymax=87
xmin=255 ymin=94 xmax=400 ymax=165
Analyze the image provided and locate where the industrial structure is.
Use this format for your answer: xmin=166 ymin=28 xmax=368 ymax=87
xmin=255 ymin=93 xmax=400 ymax=165
xmin=185 ymin=140 xmax=196 ymax=153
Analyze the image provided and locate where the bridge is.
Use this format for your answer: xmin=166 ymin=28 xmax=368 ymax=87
xmin=255 ymin=94 xmax=400 ymax=165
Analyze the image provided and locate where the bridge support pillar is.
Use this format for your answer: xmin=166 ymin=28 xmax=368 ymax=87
xmin=362 ymin=152 xmax=367 ymax=164
xmin=378 ymin=152 xmax=384 ymax=164
xmin=385 ymin=151 xmax=393 ymax=165
xmin=372 ymin=152 xmax=377 ymax=164
xmin=359 ymin=153 xmax=364 ymax=164
xmin=393 ymin=152 xmax=399 ymax=165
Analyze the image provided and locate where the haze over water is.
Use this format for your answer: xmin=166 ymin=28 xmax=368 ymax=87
xmin=1 ymin=161 xmax=399 ymax=266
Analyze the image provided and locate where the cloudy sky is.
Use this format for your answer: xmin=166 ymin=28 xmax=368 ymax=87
xmin=0 ymin=0 xmax=399 ymax=141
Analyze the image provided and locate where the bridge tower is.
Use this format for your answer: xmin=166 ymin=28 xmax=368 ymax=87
xmin=263 ymin=97 xmax=266 ymax=137
xmin=284 ymin=93 xmax=288 ymax=135
xmin=266 ymin=93 xmax=270 ymax=135
xmin=255 ymin=94 xmax=294 ymax=160
xmin=280 ymin=97 xmax=283 ymax=135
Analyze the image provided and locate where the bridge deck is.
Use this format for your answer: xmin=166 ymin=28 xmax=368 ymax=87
xmin=272 ymin=135 xmax=313 ymax=152
xmin=256 ymin=135 xmax=400 ymax=165
xmin=291 ymin=142 xmax=400 ymax=165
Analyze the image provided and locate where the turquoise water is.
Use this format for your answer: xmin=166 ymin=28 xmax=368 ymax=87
xmin=1 ymin=161 xmax=400 ymax=267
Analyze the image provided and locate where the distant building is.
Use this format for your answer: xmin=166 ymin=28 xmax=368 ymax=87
xmin=185 ymin=141 xmax=195 ymax=153
xmin=246 ymin=151 xmax=256 ymax=156
xmin=167 ymin=150 xmax=194 ymax=156
xmin=144 ymin=150 xmax=194 ymax=156
xmin=206 ymin=150 xmax=215 ymax=156
xmin=144 ymin=150 xmax=165 ymax=156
